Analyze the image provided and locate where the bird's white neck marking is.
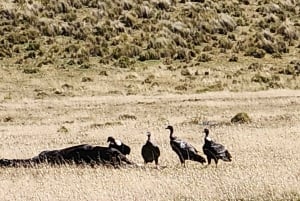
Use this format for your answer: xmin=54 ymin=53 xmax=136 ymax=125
xmin=180 ymin=142 xmax=186 ymax=148
xmin=115 ymin=139 xmax=122 ymax=146
xmin=205 ymin=137 xmax=212 ymax=141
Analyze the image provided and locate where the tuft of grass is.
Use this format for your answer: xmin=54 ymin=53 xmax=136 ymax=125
xmin=197 ymin=53 xmax=212 ymax=62
xmin=231 ymin=112 xmax=251 ymax=123
xmin=81 ymin=77 xmax=93 ymax=82
xmin=114 ymin=56 xmax=136 ymax=68
xmin=245 ymin=47 xmax=266 ymax=58
xmin=57 ymin=126 xmax=69 ymax=133
xmin=251 ymin=73 xmax=270 ymax=84
xmin=23 ymin=68 xmax=39 ymax=74
xmin=138 ymin=49 xmax=160 ymax=61
xmin=118 ymin=114 xmax=137 ymax=120
xmin=90 ymin=121 xmax=122 ymax=129
xmin=3 ymin=116 xmax=13 ymax=122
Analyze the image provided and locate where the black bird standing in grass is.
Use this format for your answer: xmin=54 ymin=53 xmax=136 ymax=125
xmin=141 ymin=132 xmax=160 ymax=167
xmin=166 ymin=125 xmax=206 ymax=167
xmin=107 ymin=136 xmax=131 ymax=156
xmin=202 ymin=128 xmax=232 ymax=167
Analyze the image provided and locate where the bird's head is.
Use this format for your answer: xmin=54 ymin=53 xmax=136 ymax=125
xmin=146 ymin=131 xmax=151 ymax=137
xmin=107 ymin=136 xmax=115 ymax=143
xmin=204 ymin=128 xmax=209 ymax=136
xmin=165 ymin=125 xmax=173 ymax=130
xmin=203 ymin=128 xmax=212 ymax=141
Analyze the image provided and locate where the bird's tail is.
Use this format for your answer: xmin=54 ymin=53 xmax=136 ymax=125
xmin=0 ymin=158 xmax=37 ymax=167
xmin=115 ymin=153 xmax=135 ymax=166
xmin=222 ymin=150 xmax=232 ymax=162
xmin=194 ymin=154 xmax=206 ymax=164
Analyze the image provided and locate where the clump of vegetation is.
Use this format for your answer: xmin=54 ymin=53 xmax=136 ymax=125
xmin=276 ymin=21 xmax=299 ymax=42
xmin=0 ymin=46 xmax=12 ymax=58
xmin=99 ymin=71 xmax=108 ymax=76
xmin=279 ymin=64 xmax=299 ymax=76
xmin=35 ymin=91 xmax=49 ymax=99
xmin=57 ymin=126 xmax=69 ymax=133
xmin=218 ymin=37 xmax=233 ymax=49
xmin=175 ymin=84 xmax=188 ymax=91
xmin=181 ymin=69 xmax=192 ymax=76
xmin=79 ymin=63 xmax=92 ymax=69
xmin=229 ymin=55 xmax=238 ymax=62
xmin=251 ymin=74 xmax=270 ymax=84
xmin=25 ymin=42 xmax=40 ymax=51
xmin=197 ymin=53 xmax=212 ymax=62
xmin=197 ymin=81 xmax=224 ymax=93
xmin=245 ymin=47 xmax=266 ymax=58
xmin=231 ymin=112 xmax=251 ymax=124
xmin=23 ymin=68 xmax=39 ymax=74
xmin=143 ymin=74 xmax=155 ymax=84
xmin=3 ymin=116 xmax=13 ymax=122
xmin=118 ymin=114 xmax=137 ymax=120
xmin=90 ymin=121 xmax=122 ymax=129
xmin=114 ymin=56 xmax=135 ymax=68
xmin=81 ymin=77 xmax=93 ymax=82
xmin=182 ymin=116 xmax=204 ymax=125
xmin=248 ymin=62 xmax=262 ymax=71
xmin=138 ymin=49 xmax=160 ymax=61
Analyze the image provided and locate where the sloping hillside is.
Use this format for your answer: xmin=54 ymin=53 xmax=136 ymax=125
xmin=1 ymin=0 xmax=299 ymax=63
xmin=0 ymin=0 xmax=299 ymax=98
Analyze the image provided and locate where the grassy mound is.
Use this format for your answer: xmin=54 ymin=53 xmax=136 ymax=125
xmin=231 ymin=112 xmax=251 ymax=124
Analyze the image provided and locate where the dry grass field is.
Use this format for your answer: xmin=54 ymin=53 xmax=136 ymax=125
xmin=0 ymin=0 xmax=300 ymax=200
xmin=0 ymin=89 xmax=299 ymax=201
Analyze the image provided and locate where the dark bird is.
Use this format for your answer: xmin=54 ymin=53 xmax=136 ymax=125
xmin=107 ymin=136 xmax=131 ymax=155
xmin=141 ymin=132 xmax=160 ymax=167
xmin=0 ymin=144 xmax=134 ymax=168
xmin=202 ymin=128 xmax=232 ymax=167
xmin=166 ymin=125 xmax=206 ymax=167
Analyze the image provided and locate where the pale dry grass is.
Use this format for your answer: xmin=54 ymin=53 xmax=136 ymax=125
xmin=0 ymin=90 xmax=299 ymax=200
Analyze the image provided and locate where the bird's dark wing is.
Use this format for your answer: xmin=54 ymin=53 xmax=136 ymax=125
xmin=188 ymin=142 xmax=198 ymax=153
xmin=210 ymin=141 xmax=226 ymax=154
xmin=151 ymin=142 xmax=160 ymax=157
xmin=204 ymin=140 xmax=232 ymax=161
xmin=121 ymin=143 xmax=131 ymax=155
xmin=171 ymin=141 xmax=185 ymax=161
xmin=174 ymin=139 xmax=198 ymax=153
xmin=141 ymin=144 xmax=148 ymax=160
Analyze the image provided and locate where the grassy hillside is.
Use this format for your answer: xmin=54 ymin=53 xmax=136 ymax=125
xmin=0 ymin=0 xmax=299 ymax=98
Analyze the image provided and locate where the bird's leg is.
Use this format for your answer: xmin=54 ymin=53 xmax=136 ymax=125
xmin=179 ymin=156 xmax=185 ymax=168
xmin=207 ymin=157 xmax=211 ymax=165
xmin=205 ymin=157 xmax=211 ymax=168
xmin=155 ymin=159 xmax=160 ymax=169
xmin=214 ymin=159 xmax=218 ymax=168
xmin=142 ymin=162 xmax=147 ymax=169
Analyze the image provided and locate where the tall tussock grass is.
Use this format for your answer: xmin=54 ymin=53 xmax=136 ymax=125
xmin=0 ymin=0 xmax=299 ymax=65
